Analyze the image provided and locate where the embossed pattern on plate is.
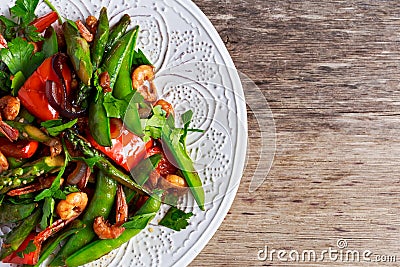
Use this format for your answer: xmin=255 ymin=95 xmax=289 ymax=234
xmin=0 ymin=1 xmax=247 ymax=266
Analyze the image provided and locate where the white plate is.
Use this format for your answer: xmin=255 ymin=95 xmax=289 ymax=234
xmin=0 ymin=0 xmax=247 ymax=266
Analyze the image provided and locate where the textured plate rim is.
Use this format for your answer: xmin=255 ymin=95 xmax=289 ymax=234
xmin=171 ymin=1 xmax=248 ymax=266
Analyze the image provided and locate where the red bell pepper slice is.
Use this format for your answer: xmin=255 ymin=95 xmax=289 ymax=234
xmin=0 ymin=138 xmax=39 ymax=158
xmin=18 ymin=55 xmax=72 ymax=122
xmin=2 ymin=233 xmax=37 ymax=265
xmin=30 ymin=11 xmax=58 ymax=33
xmin=87 ymin=126 xmax=151 ymax=172
xmin=0 ymin=33 xmax=7 ymax=48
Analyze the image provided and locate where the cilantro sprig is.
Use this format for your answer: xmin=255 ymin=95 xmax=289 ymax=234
xmin=41 ymin=119 xmax=78 ymax=137
xmin=9 ymin=0 xmax=42 ymax=42
xmin=159 ymin=207 xmax=193 ymax=231
xmin=0 ymin=37 xmax=44 ymax=77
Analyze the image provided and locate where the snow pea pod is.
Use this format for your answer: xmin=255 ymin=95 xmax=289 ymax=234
xmin=0 ymin=203 xmax=37 ymax=224
xmin=65 ymin=192 xmax=161 ymax=267
xmin=101 ymin=26 xmax=138 ymax=90
xmin=161 ymin=125 xmax=205 ymax=210
xmin=49 ymin=171 xmax=117 ymax=266
xmin=88 ymin=93 xmax=111 ymax=147
xmin=113 ymin=28 xmax=138 ymax=99
xmin=105 ymin=14 xmax=131 ymax=54
xmin=91 ymin=7 xmax=109 ymax=69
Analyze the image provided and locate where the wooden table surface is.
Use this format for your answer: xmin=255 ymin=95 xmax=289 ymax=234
xmin=191 ymin=1 xmax=400 ymax=266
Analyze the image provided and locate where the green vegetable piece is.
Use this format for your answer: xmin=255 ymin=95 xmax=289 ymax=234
xmin=123 ymin=102 xmax=143 ymax=135
xmin=0 ymin=37 xmax=45 ymax=77
xmin=0 ymin=202 xmax=37 ymax=224
xmin=0 ymin=16 xmax=17 ymax=40
xmin=0 ymin=209 xmax=41 ymax=259
xmin=10 ymin=0 xmax=39 ymax=25
xmin=6 ymin=157 xmax=29 ymax=169
xmin=105 ymin=14 xmax=131 ymax=54
xmin=122 ymin=212 xmax=156 ymax=229
xmin=0 ymin=70 xmax=11 ymax=93
xmin=39 ymin=197 xmax=55 ymax=229
xmin=63 ymin=20 xmax=93 ymax=86
xmin=88 ymin=93 xmax=111 ymax=146
xmin=42 ymin=26 xmax=59 ymax=58
xmin=161 ymin=125 xmax=205 ymax=210
xmin=17 ymin=108 xmax=35 ymax=123
xmin=91 ymin=7 xmax=109 ymax=69
xmin=41 ymin=118 xmax=78 ymax=137
xmin=64 ymin=192 xmax=162 ymax=267
xmin=144 ymin=111 xmax=205 ymax=210
xmin=75 ymin=82 xmax=92 ymax=109
xmin=34 ymin=222 xmax=84 ymax=267
xmin=10 ymin=70 xmax=25 ymax=96
xmin=159 ymin=207 xmax=193 ymax=231
xmin=101 ymin=26 xmax=138 ymax=90
xmin=0 ymin=155 xmax=65 ymax=193
xmin=50 ymin=171 xmax=117 ymax=266
xmin=113 ymin=29 xmax=139 ymax=99
xmin=5 ymin=121 xmax=60 ymax=146
xmin=130 ymin=153 xmax=162 ymax=186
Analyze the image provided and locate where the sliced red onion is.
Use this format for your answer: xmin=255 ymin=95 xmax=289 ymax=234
xmin=45 ymin=53 xmax=86 ymax=119
xmin=67 ymin=161 xmax=91 ymax=187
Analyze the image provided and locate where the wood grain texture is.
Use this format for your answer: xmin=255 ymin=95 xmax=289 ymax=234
xmin=191 ymin=1 xmax=400 ymax=266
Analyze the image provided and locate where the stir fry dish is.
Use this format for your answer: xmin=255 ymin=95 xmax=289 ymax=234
xmin=0 ymin=0 xmax=205 ymax=266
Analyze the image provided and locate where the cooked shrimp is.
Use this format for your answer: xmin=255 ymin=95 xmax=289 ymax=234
xmin=158 ymin=174 xmax=188 ymax=194
xmin=0 ymin=114 xmax=18 ymax=142
xmin=154 ymin=99 xmax=174 ymax=117
xmin=0 ymin=96 xmax=20 ymax=120
xmin=0 ymin=96 xmax=20 ymax=141
xmin=132 ymin=65 xmax=157 ymax=102
xmin=93 ymin=185 xmax=127 ymax=239
xmin=56 ymin=192 xmax=88 ymax=220
xmin=0 ymin=150 xmax=8 ymax=173
xmin=132 ymin=65 xmax=154 ymax=89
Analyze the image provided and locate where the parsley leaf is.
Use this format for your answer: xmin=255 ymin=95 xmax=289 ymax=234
xmin=159 ymin=207 xmax=193 ymax=231
xmin=103 ymin=93 xmax=129 ymax=119
xmin=72 ymin=155 xmax=102 ymax=171
xmin=0 ymin=16 xmax=17 ymax=40
xmin=123 ymin=212 xmax=157 ymax=229
xmin=10 ymin=0 xmax=39 ymax=25
xmin=0 ymin=37 xmax=45 ymax=77
xmin=143 ymin=105 xmax=167 ymax=140
xmin=35 ymin=140 xmax=71 ymax=201
xmin=24 ymin=24 xmax=43 ymax=42
xmin=41 ymin=119 xmax=78 ymax=137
